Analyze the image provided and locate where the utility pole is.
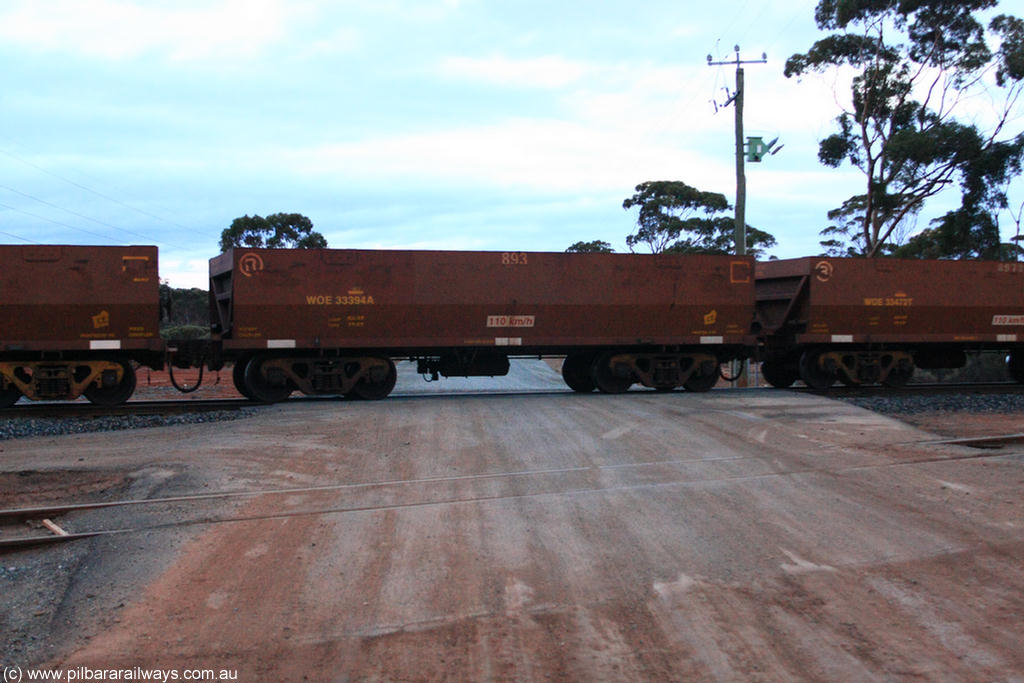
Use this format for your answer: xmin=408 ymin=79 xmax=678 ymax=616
xmin=708 ymin=46 xmax=766 ymax=256
xmin=708 ymin=46 xmax=768 ymax=389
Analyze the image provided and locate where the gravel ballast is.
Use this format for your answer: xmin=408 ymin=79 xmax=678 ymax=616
xmin=0 ymin=409 xmax=256 ymax=441
xmin=836 ymin=391 xmax=1024 ymax=415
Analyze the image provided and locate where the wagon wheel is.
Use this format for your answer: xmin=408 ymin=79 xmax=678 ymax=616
xmin=591 ymin=352 xmax=633 ymax=394
xmin=350 ymin=359 xmax=397 ymax=400
xmin=561 ymin=353 xmax=596 ymax=393
xmin=83 ymin=360 xmax=137 ymax=406
xmin=683 ymin=367 xmax=718 ymax=392
xmin=761 ymin=360 xmax=797 ymax=389
xmin=232 ymin=356 xmax=257 ymax=401
xmin=1008 ymin=351 xmax=1024 ymax=384
xmin=0 ymin=380 xmax=21 ymax=408
xmin=244 ymin=356 xmax=294 ymax=403
xmin=798 ymin=350 xmax=836 ymax=391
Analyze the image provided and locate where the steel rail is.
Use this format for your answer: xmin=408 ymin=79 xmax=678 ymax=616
xmin=0 ymin=382 xmax=1019 ymax=418
xmin=0 ymin=398 xmax=255 ymax=419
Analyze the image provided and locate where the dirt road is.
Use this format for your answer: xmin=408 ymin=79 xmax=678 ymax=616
xmin=2 ymin=367 xmax=1022 ymax=681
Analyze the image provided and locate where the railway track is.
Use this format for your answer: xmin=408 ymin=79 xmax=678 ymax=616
xmin=0 ymin=381 xmax=1019 ymax=417
xmin=0 ymin=381 xmax=1020 ymax=444
xmin=0 ymin=398 xmax=256 ymax=420
xmin=792 ymin=381 xmax=1021 ymax=396
xmin=0 ymin=391 xmax=573 ymax=420
xmin=3 ymin=435 xmax=1022 ymax=553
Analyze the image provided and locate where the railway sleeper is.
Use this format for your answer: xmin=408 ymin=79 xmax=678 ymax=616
xmin=249 ymin=355 xmax=397 ymax=401
xmin=0 ymin=359 xmax=134 ymax=405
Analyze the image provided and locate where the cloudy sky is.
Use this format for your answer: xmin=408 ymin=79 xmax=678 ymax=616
xmin=1 ymin=0 xmax=1020 ymax=287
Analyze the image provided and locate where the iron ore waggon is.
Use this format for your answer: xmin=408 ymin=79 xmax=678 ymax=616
xmin=755 ymin=257 xmax=1024 ymax=389
xmin=3 ymin=243 xmax=1023 ymax=408
xmin=0 ymin=245 xmax=163 ymax=407
xmin=211 ymin=248 xmax=757 ymax=402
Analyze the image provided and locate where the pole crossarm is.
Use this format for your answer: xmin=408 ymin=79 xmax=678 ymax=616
xmin=707 ymin=55 xmax=767 ymax=68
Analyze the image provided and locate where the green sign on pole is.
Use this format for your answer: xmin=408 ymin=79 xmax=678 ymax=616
xmin=747 ymin=136 xmax=766 ymax=162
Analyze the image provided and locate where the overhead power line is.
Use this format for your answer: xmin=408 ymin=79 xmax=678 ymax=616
xmin=0 ymin=228 xmax=35 ymax=243
xmin=0 ymin=183 xmax=191 ymax=249
xmin=0 ymin=200 xmax=125 ymax=243
xmin=0 ymin=147 xmax=198 ymax=233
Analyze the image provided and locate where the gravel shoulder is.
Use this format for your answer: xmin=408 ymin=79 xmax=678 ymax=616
xmin=835 ymin=391 xmax=1024 ymax=439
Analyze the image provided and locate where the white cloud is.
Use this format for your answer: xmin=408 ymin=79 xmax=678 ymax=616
xmin=284 ymin=117 xmax=735 ymax=195
xmin=273 ymin=56 xmax=870 ymax=203
xmin=302 ymin=26 xmax=363 ymax=58
xmin=0 ymin=0 xmax=297 ymax=61
xmin=438 ymin=55 xmax=591 ymax=89
xmin=433 ymin=54 xmax=853 ymax=148
xmin=752 ymin=168 xmax=863 ymax=205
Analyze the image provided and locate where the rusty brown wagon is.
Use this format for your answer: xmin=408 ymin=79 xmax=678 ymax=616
xmin=0 ymin=245 xmax=163 ymax=406
xmin=209 ymin=248 xmax=757 ymax=402
xmin=756 ymin=257 xmax=1024 ymax=389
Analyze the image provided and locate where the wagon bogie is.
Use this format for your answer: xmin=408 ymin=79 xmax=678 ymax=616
xmin=806 ymin=349 xmax=915 ymax=388
xmin=240 ymin=353 xmax=398 ymax=401
xmin=589 ymin=350 xmax=723 ymax=393
xmin=0 ymin=358 xmax=137 ymax=404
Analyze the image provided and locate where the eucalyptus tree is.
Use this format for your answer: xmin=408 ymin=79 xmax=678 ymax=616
xmin=565 ymin=240 xmax=615 ymax=253
xmin=622 ymin=181 xmax=776 ymax=257
xmin=785 ymin=1 xmax=1024 ymax=258
xmin=219 ymin=212 xmax=328 ymax=252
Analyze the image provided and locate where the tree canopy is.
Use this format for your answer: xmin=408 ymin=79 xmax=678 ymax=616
xmin=785 ymin=0 xmax=1024 ymax=259
xmin=622 ymin=181 xmax=776 ymax=257
xmin=566 ymin=240 xmax=614 ymax=253
xmin=219 ymin=213 xmax=328 ymax=252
